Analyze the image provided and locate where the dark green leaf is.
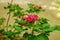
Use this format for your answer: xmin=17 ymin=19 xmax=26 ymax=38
xmin=13 ymin=10 xmax=24 ymax=17
xmin=34 ymin=24 xmax=41 ymax=31
xmin=0 ymin=29 xmax=4 ymax=33
xmin=0 ymin=17 xmax=6 ymax=25
xmin=12 ymin=4 xmax=23 ymax=10
xmin=23 ymin=33 xmax=36 ymax=40
xmin=3 ymin=31 xmax=14 ymax=38
xmin=36 ymin=34 xmax=49 ymax=40
xmin=23 ymin=33 xmax=29 ymax=40
xmin=25 ymin=23 xmax=34 ymax=28
xmin=28 ymin=34 xmax=36 ymax=40
xmin=15 ymin=19 xmax=20 ymax=23
xmin=38 ymin=18 xmax=49 ymax=24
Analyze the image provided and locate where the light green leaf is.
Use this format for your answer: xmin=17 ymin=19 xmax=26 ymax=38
xmin=54 ymin=26 xmax=60 ymax=31
xmin=34 ymin=24 xmax=41 ymax=31
xmin=13 ymin=25 xmax=23 ymax=32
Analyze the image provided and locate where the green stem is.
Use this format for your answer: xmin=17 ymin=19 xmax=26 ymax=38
xmin=32 ymin=28 xmax=34 ymax=35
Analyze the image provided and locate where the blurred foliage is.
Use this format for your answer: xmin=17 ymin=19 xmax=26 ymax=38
xmin=0 ymin=17 xmax=6 ymax=25
xmin=0 ymin=3 xmax=60 ymax=40
xmin=26 ymin=3 xmax=45 ymax=14
xmin=4 ymin=4 xmax=23 ymax=17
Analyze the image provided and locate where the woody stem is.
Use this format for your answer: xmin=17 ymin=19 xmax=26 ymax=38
xmin=6 ymin=0 xmax=13 ymax=26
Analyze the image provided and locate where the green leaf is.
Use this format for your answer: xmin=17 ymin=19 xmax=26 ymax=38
xmin=54 ymin=26 xmax=60 ymax=31
xmin=34 ymin=24 xmax=41 ymax=31
xmin=38 ymin=18 xmax=49 ymax=23
xmin=36 ymin=34 xmax=49 ymax=40
xmin=28 ymin=4 xmax=33 ymax=9
xmin=41 ymin=23 xmax=50 ymax=29
xmin=35 ymin=9 xmax=45 ymax=14
xmin=0 ymin=17 xmax=6 ymax=25
xmin=13 ymin=25 xmax=23 ymax=33
xmin=0 ymin=21 xmax=3 ymax=25
xmin=26 ymin=9 xmax=35 ymax=13
xmin=9 ymin=8 xmax=15 ymax=13
xmin=15 ymin=19 xmax=20 ymax=23
xmin=13 ymin=11 xmax=23 ymax=17
xmin=23 ymin=33 xmax=49 ymax=40
xmin=12 ymin=4 xmax=23 ymax=10
xmin=4 ymin=7 xmax=8 ymax=9
xmin=0 ymin=29 xmax=4 ymax=33
xmin=0 ymin=17 xmax=6 ymax=20
xmin=23 ymin=33 xmax=29 ymax=40
xmin=3 ymin=31 xmax=14 ymax=35
xmin=3 ymin=31 xmax=14 ymax=38
xmin=35 ymin=10 xmax=40 ymax=13
xmin=27 ymin=3 xmax=45 ymax=13
xmin=4 ymin=4 xmax=11 ymax=9
xmin=28 ymin=34 xmax=36 ymax=40
xmin=33 ymin=5 xmax=38 ymax=9
xmin=4 ymin=25 xmax=12 ymax=28
xmin=15 ymin=19 xmax=27 ymax=25
xmin=23 ymin=33 xmax=36 ymax=40
xmin=19 ymin=20 xmax=26 ymax=25
xmin=39 ymin=9 xmax=45 ymax=12
xmin=25 ymin=23 xmax=34 ymax=28
xmin=5 ymin=38 xmax=11 ymax=40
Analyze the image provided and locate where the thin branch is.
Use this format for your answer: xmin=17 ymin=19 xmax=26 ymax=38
xmin=6 ymin=0 xmax=13 ymax=26
xmin=6 ymin=12 xmax=11 ymax=26
xmin=10 ymin=0 xmax=13 ymax=4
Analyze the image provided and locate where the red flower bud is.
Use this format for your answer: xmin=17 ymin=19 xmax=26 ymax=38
xmin=32 ymin=4 xmax=34 ymax=6
xmin=35 ymin=7 xmax=39 ymax=11
xmin=39 ymin=22 xmax=44 ymax=24
xmin=35 ymin=6 xmax=42 ymax=11
xmin=38 ymin=6 xmax=42 ymax=9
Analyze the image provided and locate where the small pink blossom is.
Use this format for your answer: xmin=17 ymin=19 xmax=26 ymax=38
xmin=33 ymin=14 xmax=38 ymax=20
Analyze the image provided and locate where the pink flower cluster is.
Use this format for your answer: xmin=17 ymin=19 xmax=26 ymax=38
xmin=26 ymin=14 xmax=38 ymax=23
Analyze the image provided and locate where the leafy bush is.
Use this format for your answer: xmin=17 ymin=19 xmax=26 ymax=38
xmin=0 ymin=1 xmax=60 ymax=40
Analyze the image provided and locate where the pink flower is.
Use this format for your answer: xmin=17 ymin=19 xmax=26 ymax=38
xmin=33 ymin=14 xmax=38 ymax=20
xmin=26 ymin=14 xmax=38 ymax=23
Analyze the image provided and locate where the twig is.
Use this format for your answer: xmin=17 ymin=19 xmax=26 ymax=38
xmin=6 ymin=0 xmax=13 ymax=26
xmin=6 ymin=12 xmax=11 ymax=26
